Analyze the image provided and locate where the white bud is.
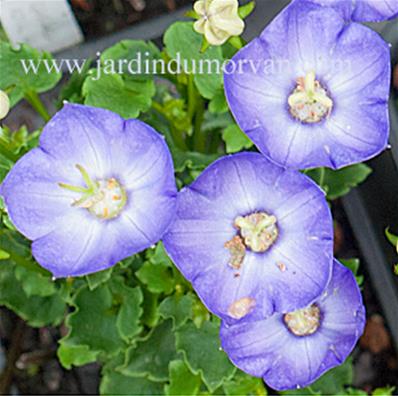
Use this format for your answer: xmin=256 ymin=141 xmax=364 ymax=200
xmin=0 ymin=90 xmax=10 ymax=120
xmin=193 ymin=0 xmax=244 ymax=46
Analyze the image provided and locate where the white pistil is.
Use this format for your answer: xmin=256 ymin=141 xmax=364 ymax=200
xmin=59 ymin=165 xmax=127 ymax=220
xmin=288 ymin=71 xmax=333 ymax=124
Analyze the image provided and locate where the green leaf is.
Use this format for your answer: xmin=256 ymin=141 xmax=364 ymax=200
xmin=86 ymin=267 xmax=113 ymax=290
xmin=0 ymin=42 xmax=62 ymax=106
xmin=176 ymin=321 xmax=236 ymax=392
xmin=141 ymin=288 xmax=161 ymax=328
xmin=223 ymin=370 xmax=267 ymax=396
xmin=165 ymin=360 xmax=202 ymax=396
xmin=0 ymin=249 xmax=10 ymax=260
xmin=172 ymin=149 xmax=220 ymax=173
xmin=101 ymin=354 xmax=165 ymax=395
xmin=83 ymin=72 xmax=155 ymax=119
xmin=222 ymin=124 xmax=253 ymax=153
xmin=110 ymin=278 xmax=143 ymax=342
xmin=136 ymin=261 xmax=175 ymax=294
xmin=148 ymin=241 xmax=173 ymax=267
xmin=14 ymin=265 xmax=56 ymax=297
xmin=58 ymin=285 xmax=124 ymax=368
xmin=372 ymin=387 xmax=396 ymax=396
xmin=385 ymin=228 xmax=398 ymax=251
xmin=57 ymin=344 xmax=100 ymax=370
xmin=306 ymin=164 xmax=372 ymax=200
xmin=101 ymin=40 xmax=160 ymax=81
xmin=58 ymin=59 xmax=92 ymax=104
xmin=159 ymin=293 xmax=194 ymax=330
xmin=238 ymin=1 xmax=256 ymax=19
xmin=340 ymin=258 xmax=364 ymax=287
xmin=209 ymin=90 xmax=229 ymax=114
xmin=120 ymin=320 xmax=178 ymax=382
xmin=0 ymin=264 xmax=65 ymax=327
xmin=164 ymin=22 xmax=224 ymax=99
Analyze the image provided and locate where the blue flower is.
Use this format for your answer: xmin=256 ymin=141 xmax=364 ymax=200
xmin=163 ymin=153 xmax=333 ymax=324
xmin=220 ymin=259 xmax=366 ymax=390
xmin=0 ymin=104 xmax=177 ymax=277
xmin=302 ymin=0 xmax=398 ymax=22
xmin=224 ymin=0 xmax=391 ymax=170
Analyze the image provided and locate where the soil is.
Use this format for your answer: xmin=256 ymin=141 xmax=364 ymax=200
xmin=69 ymin=0 xmax=193 ymax=40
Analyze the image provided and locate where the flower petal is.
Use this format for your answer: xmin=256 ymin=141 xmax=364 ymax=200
xmin=224 ymin=0 xmax=390 ymax=169
xmin=164 ymin=153 xmax=333 ymax=322
xmin=39 ymin=104 xmax=124 ymax=179
xmin=220 ymin=260 xmax=366 ymax=390
xmin=1 ymin=148 xmax=76 ymax=240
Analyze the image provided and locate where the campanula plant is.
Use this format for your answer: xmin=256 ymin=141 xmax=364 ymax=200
xmin=0 ymin=0 xmax=396 ymax=394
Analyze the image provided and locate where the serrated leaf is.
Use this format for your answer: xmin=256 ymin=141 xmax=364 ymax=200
xmin=176 ymin=321 xmax=236 ymax=392
xmin=86 ymin=267 xmax=113 ymax=290
xmin=209 ymin=90 xmax=229 ymax=114
xmin=136 ymin=261 xmax=175 ymax=294
xmin=57 ymin=344 xmax=99 ymax=370
xmin=172 ymin=149 xmax=220 ymax=173
xmin=101 ymin=40 xmax=160 ymax=81
xmin=306 ymin=164 xmax=372 ymax=200
xmin=165 ymin=360 xmax=202 ymax=396
xmin=110 ymin=278 xmax=143 ymax=342
xmin=222 ymin=124 xmax=253 ymax=153
xmin=223 ymin=370 xmax=267 ymax=396
xmin=83 ymin=72 xmax=155 ymax=119
xmin=159 ymin=293 xmax=194 ymax=330
xmin=120 ymin=320 xmax=178 ymax=382
xmin=0 ymin=264 xmax=65 ymax=327
xmin=101 ymin=354 xmax=165 ymax=395
xmin=58 ymin=285 xmax=124 ymax=368
xmin=0 ymin=42 xmax=61 ymax=106
xmin=14 ymin=265 xmax=56 ymax=297
xmin=164 ymin=22 xmax=224 ymax=99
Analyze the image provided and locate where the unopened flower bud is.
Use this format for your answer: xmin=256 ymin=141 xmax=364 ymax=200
xmin=0 ymin=90 xmax=10 ymax=120
xmin=193 ymin=0 xmax=244 ymax=46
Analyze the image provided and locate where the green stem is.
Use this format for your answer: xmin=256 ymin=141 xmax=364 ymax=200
xmin=24 ymin=90 xmax=51 ymax=122
xmin=318 ymin=167 xmax=326 ymax=189
xmin=0 ymin=141 xmax=18 ymax=163
xmin=187 ymin=74 xmax=197 ymax=122
xmin=152 ymin=101 xmax=187 ymax=150
xmin=193 ymin=96 xmax=206 ymax=152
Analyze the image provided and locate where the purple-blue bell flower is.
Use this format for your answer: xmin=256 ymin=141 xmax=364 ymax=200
xmin=163 ymin=153 xmax=333 ymax=324
xmin=300 ymin=0 xmax=398 ymax=22
xmin=0 ymin=104 xmax=177 ymax=277
xmin=224 ymin=0 xmax=391 ymax=170
xmin=220 ymin=259 xmax=366 ymax=391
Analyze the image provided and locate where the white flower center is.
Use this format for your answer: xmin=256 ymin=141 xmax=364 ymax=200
xmin=59 ymin=165 xmax=127 ymax=220
xmin=288 ymin=71 xmax=333 ymax=124
xmin=284 ymin=304 xmax=321 ymax=336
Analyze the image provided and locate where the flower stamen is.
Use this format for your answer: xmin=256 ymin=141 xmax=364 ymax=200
xmin=59 ymin=164 xmax=127 ymax=220
xmin=284 ymin=304 xmax=321 ymax=336
xmin=288 ymin=71 xmax=333 ymax=124
xmin=234 ymin=212 xmax=278 ymax=253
